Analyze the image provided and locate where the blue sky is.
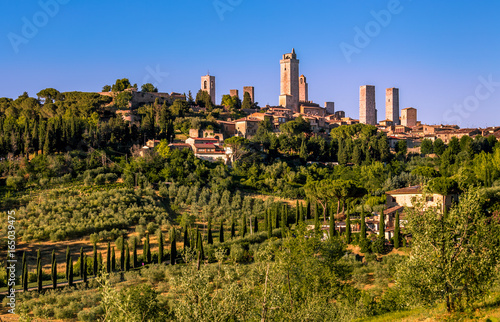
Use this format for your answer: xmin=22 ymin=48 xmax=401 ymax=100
xmin=1 ymin=0 xmax=500 ymax=127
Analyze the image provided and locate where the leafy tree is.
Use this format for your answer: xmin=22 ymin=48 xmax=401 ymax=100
xmin=396 ymin=139 xmax=407 ymax=155
xmin=299 ymin=138 xmax=308 ymax=162
xmin=112 ymin=78 xmax=132 ymax=92
xmin=102 ymin=85 xmax=111 ymax=92
xmin=396 ymin=188 xmax=500 ymax=312
xmin=280 ymin=116 xmax=311 ymax=135
xmin=420 ymin=139 xmax=434 ymax=155
xmin=221 ymin=94 xmax=241 ymax=110
xmin=141 ymin=83 xmax=158 ymax=93
xmin=241 ymin=92 xmax=253 ymax=110
xmin=428 ymin=177 xmax=458 ymax=196
xmin=37 ymin=88 xmax=60 ymax=104
xmin=195 ymin=90 xmax=213 ymax=110
xmin=224 ymin=136 xmax=249 ymax=163
xmin=433 ymin=138 xmax=446 ymax=156
xmin=114 ymin=91 xmax=133 ymax=109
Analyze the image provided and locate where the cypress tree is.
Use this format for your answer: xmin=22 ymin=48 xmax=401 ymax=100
xmin=125 ymin=244 xmax=130 ymax=271
xmin=79 ymin=247 xmax=84 ymax=278
xmin=65 ymin=246 xmax=70 ymax=281
xmin=144 ymin=233 xmax=151 ymax=263
xmin=306 ymin=200 xmax=311 ymax=220
xmin=379 ymin=210 xmax=385 ymax=239
xmin=37 ymin=260 xmax=42 ymax=292
xmin=111 ymin=247 xmax=116 ymax=272
xmin=275 ymin=205 xmax=280 ymax=229
xmin=68 ymin=256 xmax=73 ymax=287
xmin=120 ymin=235 xmax=125 ymax=271
xmin=267 ymin=212 xmax=273 ymax=238
xmin=22 ymin=251 xmax=26 ymax=287
xmin=83 ymin=255 xmax=87 ymax=283
xmin=36 ymin=249 xmax=41 ymax=269
xmin=360 ymin=207 xmax=366 ymax=241
xmin=242 ymin=213 xmax=247 ymax=237
xmin=51 ymin=249 xmax=57 ymax=289
xmin=183 ymin=226 xmax=189 ymax=249
xmin=106 ymin=242 xmax=111 ymax=273
xmin=264 ymin=209 xmax=268 ymax=230
xmin=208 ymin=219 xmax=213 ymax=244
xmin=219 ymin=219 xmax=224 ymax=243
xmin=394 ymin=211 xmax=400 ymax=249
xmin=254 ymin=216 xmax=258 ymax=233
xmin=197 ymin=230 xmax=204 ymax=260
xmin=171 ymin=228 xmax=177 ymax=265
xmin=295 ymin=200 xmax=300 ymax=224
xmin=299 ymin=203 xmax=304 ymax=223
xmin=231 ymin=216 xmax=235 ymax=238
xmin=281 ymin=205 xmax=286 ymax=229
xmin=23 ymin=261 xmax=28 ymax=292
xmin=158 ymin=230 xmax=164 ymax=264
xmin=93 ymin=243 xmax=98 ymax=276
xmin=346 ymin=213 xmax=351 ymax=244
xmin=132 ymin=238 xmax=137 ymax=268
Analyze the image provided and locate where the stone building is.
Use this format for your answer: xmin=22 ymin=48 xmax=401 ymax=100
xmin=243 ymin=86 xmax=254 ymax=103
xmin=299 ymin=75 xmax=308 ymax=102
xmin=359 ymin=85 xmax=377 ymax=125
xmin=234 ymin=117 xmax=260 ymax=139
xmin=386 ymin=88 xmax=399 ymax=125
xmin=401 ymin=107 xmax=417 ymax=127
xmin=279 ymin=48 xmax=300 ymax=112
xmin=201 ymin=74 xmax=216 ymax=105
xmin=325 ymin=102 xmax=335 ymax=115
xmin=230 ymin=89 xmax=239 ymax=98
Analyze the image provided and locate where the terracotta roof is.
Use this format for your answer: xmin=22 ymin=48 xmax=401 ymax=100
xmin=386 ymin=186 xmax=422 ymax=195
xmin=194 ymin=144 xmax=218 ymax=148
xmin=384 ymin=205 xmax=404 ymax=215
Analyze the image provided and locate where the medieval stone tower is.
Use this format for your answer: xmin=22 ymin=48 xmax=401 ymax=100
xmin=360 ymin=85 xmax=377 ymax=125
xmin=386 ymin=87 xmax=400 ymax=125
xmin=201 ymin=74 xmax=216 ymax=105
xmin=299 ymin=75 xmax=308 ymax=102
xmin=279 ymin=48 xmax=300 ymax=113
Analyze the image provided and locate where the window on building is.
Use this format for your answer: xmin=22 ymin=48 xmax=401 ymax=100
xmin=204 ymin=81 xmax=207 ymax=90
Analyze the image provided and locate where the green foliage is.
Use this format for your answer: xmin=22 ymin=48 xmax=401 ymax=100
xmin=141 ymin=83 xmax=158 ymax=93
xmin=111 ymin=78 xmax=132 ymax=92
xmin=396 ymin=188 xmax=500 ymax=312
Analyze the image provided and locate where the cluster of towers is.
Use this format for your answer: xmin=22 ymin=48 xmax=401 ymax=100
xmin=201 ymin=74 xmax=255 ymax=106
xmin=359 ymin=86 xmax=417 ymax=127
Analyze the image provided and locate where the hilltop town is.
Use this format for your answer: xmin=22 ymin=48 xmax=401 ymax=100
xmin=94 ymin=48 xmax=499 ymax=164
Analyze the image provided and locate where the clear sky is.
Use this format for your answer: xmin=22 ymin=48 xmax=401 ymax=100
xmin=1 ymin=0 xmax=499 ymax=127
